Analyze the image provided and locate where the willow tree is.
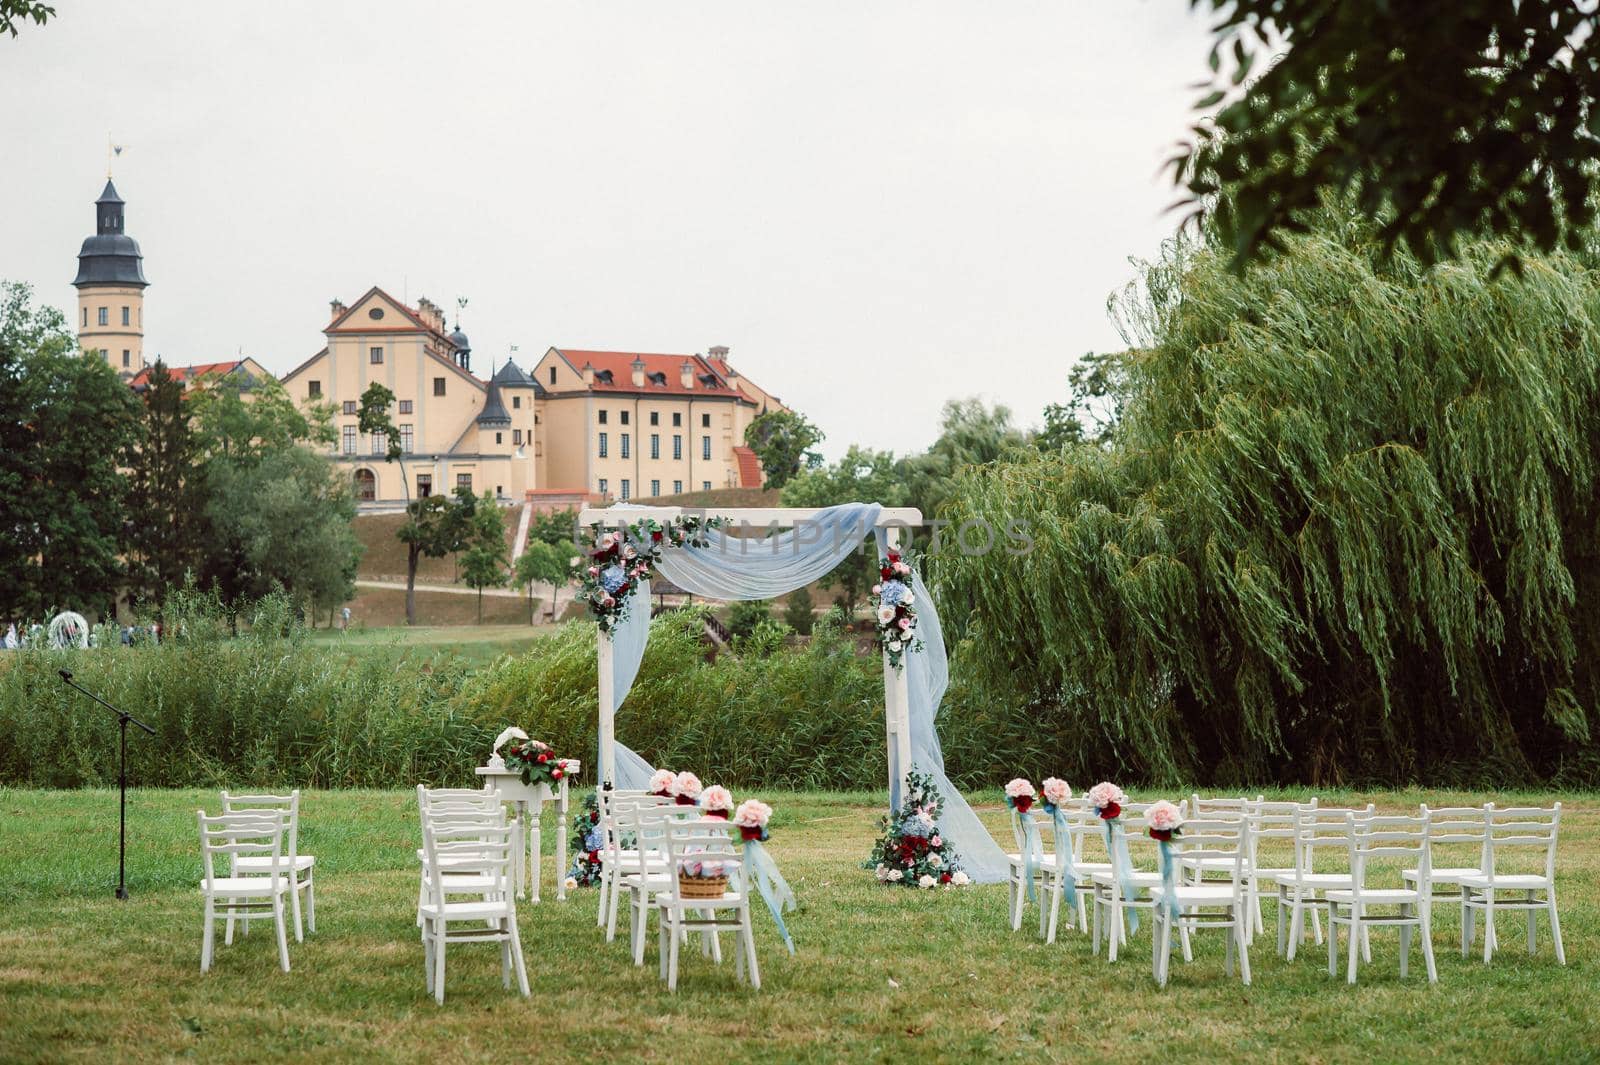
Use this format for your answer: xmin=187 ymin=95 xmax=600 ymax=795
xmin=935 ymin=211 xmax=1600 ymax=786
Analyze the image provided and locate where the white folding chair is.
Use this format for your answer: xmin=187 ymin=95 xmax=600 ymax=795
xmin=1458 ymin=804 xmax=1564 ymax=965
xmin=1399 ymin=804 xmax=1488 ymax=947
xmin=418 ymin=815 xmax=528 ymax=1004
xmin=197 ymin=810 xmax=292 ymax=973
xmin=594 ymin=788 xmax=651 ymax=927
xmin=1325 ymin=807 xmax=1437 ymax=985
xmin=1270 ymin=804 xmax=1374 ymax=961
xmin=1006 ymin=798 xmax=1107 ymax=943
xmin=607 ymin=794 xmax=675 ymax=944
xmin=655 ymin=819 xmax=759 ymax=992
xmin=416 ymin=785 xmax=509 ymax=927
xmin=1090 ymin=801 xmax=1191 ymax=963
xmin=221 ymin=790 xmax=316 ymax=942
xmin=1151 ymin=816 xmax=1253 ymax=987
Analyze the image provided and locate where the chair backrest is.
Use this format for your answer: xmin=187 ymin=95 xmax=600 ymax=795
xmin=221 ymin=790 xmax=300 ymax=856
xmin=1422 ymin=804 xmax=1490 ymax=871
xmin=421 ymin=817 xmax=515 ymax=908
xmin=1483 ymin=804 xmax=1560 ymax=881
xmin=1294 ymin=803 xmax=1374 ymax=874
xmin=1190 ymin=794 xmax=1263 ymax=819
xmin=1175 ymin=816 xmax=1253 ymax=894
xmin=1249 ymin=799 xmax=1313 ymax=869
xmin=1345 ymin=807 xmax=1430 ymax=899
xmin=1099 ymin=802 xmax=1168 ymax=874
xmin=198 ymin=809 xmax=286 ymax=891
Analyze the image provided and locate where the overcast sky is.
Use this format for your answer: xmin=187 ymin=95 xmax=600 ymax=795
xmin=1 ymin=1 xmax=1213 ymax=458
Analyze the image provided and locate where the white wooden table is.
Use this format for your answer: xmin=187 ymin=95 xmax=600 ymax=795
xmin=474 ymin=760 xmax=580 ymax=902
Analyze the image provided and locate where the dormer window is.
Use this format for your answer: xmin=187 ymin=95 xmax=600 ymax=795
xmin=368 ymin=307 xmax=385 ymax=320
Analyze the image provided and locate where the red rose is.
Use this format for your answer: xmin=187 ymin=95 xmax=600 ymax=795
xmin=939 ymin=872 xmax=952 ymax=884
xmin=537 ymin=752 xmax=549 ymax=763
xmin=1013 ymin=795 xmax=1034 ymax=813
xmin=551 ymin=768 xmax=563 ymax=779
xmin=1100 ymin=802 xmax=1122 ymax=820
xmin=675 ymin=795 xmax=695 ymax=806
xmin=880 ymin=567 xmax=893 ymax=579
xmin=652 ymin=530 xmax=663 ymax=541
xmin=706 ymin=810 xmax=730 ymax=820
xmin=740 ymin=825 xmax=763 ymax=841
xmin=1149 ymin=828 xmax=1173 ymax=842
xmin=588 ymin=850 xmax=599 ymax=862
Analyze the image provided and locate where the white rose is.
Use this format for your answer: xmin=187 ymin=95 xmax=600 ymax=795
xmin=568 ymin=556 xmax=581 ymax=567
xmin=918 ymin=874 xmax=935 ymax=889
xmin=901 ymin=590 xmax=914 ymax=606
xmin=887 ymin=869 xmax=903 ymax=882
xmin=951 ymin=870 xmax=971 ymax=886
xmin=563 ymin=876 xmax=578 ymax=890
xmin=888 ymin=640 xmax=902 ymax=652
xmin=877 ymin=606 xmax=895 ymax=624
xmin=929 ymin=853 xmax=942 ymax=868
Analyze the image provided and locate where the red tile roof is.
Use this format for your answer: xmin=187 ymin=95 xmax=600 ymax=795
xmin=552 ymin=349 xmax=748 ymax=399
xmin=733 ymin=445 xmax=763 ymax=489
xmin=128 ymin=360 xmax=245 ymax=388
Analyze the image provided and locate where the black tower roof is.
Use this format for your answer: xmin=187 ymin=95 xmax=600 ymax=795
xmin=73 ymin=179 xmax=147 ymax=288
xmin=476 ymin=378 xmax=512 ymax=426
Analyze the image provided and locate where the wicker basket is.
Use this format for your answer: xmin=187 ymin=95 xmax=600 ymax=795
xmin=677 ymin=873 xmax=728 ymax=899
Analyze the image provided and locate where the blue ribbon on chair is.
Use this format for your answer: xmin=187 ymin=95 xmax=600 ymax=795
xmin=1103 ymin=818 xmax=1139 ymax=933
xmin=1020 ymin=808 xmax=1042 ymax=903
xmin=1047 ymin=805 xmax=1077 ymax=908
xmin=743 ymin=839 xmax=796 ymax=955
xmin=1155 ymin=839 xmax=1180 ymax=921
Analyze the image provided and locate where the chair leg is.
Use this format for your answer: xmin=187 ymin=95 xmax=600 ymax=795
xmin=1548 ymin=890 xmax=1566 ymax=965
xmin=290 ymin=878 xmax=305 ymax=944
xmin=1326 ymin=906 xmax=1338 ymax=977
xmin=605 ymin=872 xmax=623 ymax=942
xmin=1483 ymin=889 xmax=1496 ymax=963
xmin=305 ymin=873 xmax=316 ymax=934
xmin=741 ymin=910 xmax=761 ymax=991
xmin=1399 ymin=909 xmax=1411 ymax=979
xmin=1462 ymin=892 xmax=1474 ymax=956
xmin=1346 ymin=907 xmax=1360 ymax=985
xmin=433 ymin=920 xmax=447 ymax=1005
xmin=1237 ymin=915 xmax=1252 ymax=986
xmin=1225 ymin=913 xmax=1235 ymax=977
xmin=1008 ymin=874 xmax=1022 ymax=932
xmin=597 ymin=865 xmax=610 ymax=926
xmin=1076 ymin=890 xmax=1088 ymax=933
xmin=422 ymin=924 xmax=434 ymax=994
xmin=273 ymin=896 xmax=291 ymax=973
xmin=1107 ymin=898 xmax=1120 ymax=962
xmin=1091 ymin=896 xmax=1102 ymax=955
xmin=1178 ymin=913 xmax=1193 ymax=963
xmin=1527 ymin=891 xmax=1538 ymax=954
xmin=201 ymin=898 xmax=215 ymax=973
xmin=667 ymin=912 xmax=681 ymax=992
xmin=1046 ymin=879 xmax=1063 ymax=944
xmin=632 ymin=891 xmax=649 ymax=966
xmin=1276 ymin=894 xmax=1287 ymax=957
xmin=1421 ymin=906 xmax=1437 ymax=984
xmin=1286 ymin=894 xmax=1303 ymax=961
xmin=225 ymin=903 xmax=236 ymax=947
xmin=1310 ymin=900 xmax=1324 ymax=945
xmin=658 ymin=909 xmax=669 ymax=982
xmin=509 ymin=913 xmax=530 ymax=997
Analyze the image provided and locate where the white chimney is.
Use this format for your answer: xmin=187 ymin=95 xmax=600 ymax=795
xmin=581 ymin=362 xmax=595 ymax=386
xmin=631 ymin=356 xmax=646 ymax=387
xmin=680 ymin=360 xmax=695 ymax=389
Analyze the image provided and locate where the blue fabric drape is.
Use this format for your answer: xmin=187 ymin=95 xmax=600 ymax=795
xmin=601 ymin=502 xmax=1008 ymax=883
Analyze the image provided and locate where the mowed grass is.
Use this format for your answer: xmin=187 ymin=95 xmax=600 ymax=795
xmin=302 ymin=624 xmax=553 ymax=666
xmin=0 ymin=787 xmax=1595 ymax=1064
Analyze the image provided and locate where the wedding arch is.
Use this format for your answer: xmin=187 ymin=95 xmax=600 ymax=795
xmin=576 ymin=501 xmax=1008 ymax=883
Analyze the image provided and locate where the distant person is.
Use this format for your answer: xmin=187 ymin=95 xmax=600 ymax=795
xmin=341 ymin=606 xmax=351 ymax=631
xmin=2 ymin=623 xmax=15 ymax=650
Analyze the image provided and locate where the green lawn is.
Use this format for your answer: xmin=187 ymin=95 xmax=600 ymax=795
xmin=303 ymin=624 xmax=552 ymax=666
xmin=0 ymin=787 xmax=1594 ymax=1063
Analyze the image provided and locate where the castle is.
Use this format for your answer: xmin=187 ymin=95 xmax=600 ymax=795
xmin=74 ymin=179 xmax=785 ymax=509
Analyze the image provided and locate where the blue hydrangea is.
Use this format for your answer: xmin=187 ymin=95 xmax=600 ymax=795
xmin=582 ymin=828 xmax=604 ymax=852
xmin=600 ymin=564 xmax=629 ymax=594
xmin=878 ymin=579 xmax=908 ymax=606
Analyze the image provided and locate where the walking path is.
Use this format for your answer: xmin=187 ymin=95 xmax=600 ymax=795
xmin=355 ymin=579 xmax=526 ymax=599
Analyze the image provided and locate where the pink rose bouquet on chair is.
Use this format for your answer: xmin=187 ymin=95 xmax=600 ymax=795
xmin=1086 ymin=781 xmax=1127 ymax=820
xmin=647 ymin=769 xmax=675 ymax=798
xmin=669 ymin=771 xmax=703 ymax=807
xmin=1041 ymin=777 xmax=1072 ymax=813
xmin=1144 ymin=800 xmax=1184 ymax=842
xmin=1004 ymin=778 xmax=1037 ymax=813
xmin=700 ymin=785 xmax=734 ymax=820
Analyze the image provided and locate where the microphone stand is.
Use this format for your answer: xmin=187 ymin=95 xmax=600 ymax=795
xmin=58 ymin=669 xmax=155 ymax=900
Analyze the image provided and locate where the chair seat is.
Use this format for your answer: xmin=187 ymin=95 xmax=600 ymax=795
xmin=1402 ymin=866 xmax=1479 ymax=885
xmin=418 ymin=899 xmax=515 ymax=921
xmin=1180 ymin=856 xmax=1246 ymax=873
xmin=1324 ymin=888 xmax=1421 ymax=905
xmin=1457 ymin=873 xmax=1552 ymax=890
xmin=200 ymin=877 xmax=290 ymax=897
xmin=1006 ymin=853 xmax=1061 ymax=870
xmin=659 ymin=890 xmax=746 ymax=908
xmin=233 ymin=855 xmax=315 ymax=873
xmin=1149 ymin=883 xmax=1241 ymax=905
xmin=422 ymin=872 xmax=501 ymax=891
xmin=1090 ymin=869 xmax=1162 ymax=887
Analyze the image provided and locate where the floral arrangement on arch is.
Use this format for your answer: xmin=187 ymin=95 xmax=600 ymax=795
xmin=502 ymin=738 xmax=571 ymax=788
xmin=566 ymin=791 xmax=606 ymax=888
xmin=574 ymin=516 xmax=726 ymax=634
xmin=869 ymin=549 xmax=924 ymax=669
xmin=865 ymin=769 xmax=970 ymax=889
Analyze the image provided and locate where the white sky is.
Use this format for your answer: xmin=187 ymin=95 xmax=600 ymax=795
xmin=0 ymin=1 xmax=1213 ymax=458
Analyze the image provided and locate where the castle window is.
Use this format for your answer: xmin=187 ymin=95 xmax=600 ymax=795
xmin=512 ymin=396 xmax=521 ymax=409
xmin=121 ymin=306 xmax=130 ymax=326
xmin=620 ymin=410 xmax=630 ymax=426
xmin=598 ymin=432 xmax=608 ymax=459
xmin=549 ymin=366 xmax=556 ymax=385
xmin=457 ymin=473 xmax=473 ymax=492
xmin=495 ymin=432 xmax=503 ymax=445
xmin=371 ymin=431 xmax=388 ymax=456
xmin=673 ymin=480 xmax=683 ymax=494
xmin=650 ymin=479 xmax=660 ymax=497
xmin=702 ymin=436 xmax=711 ymax=460
xmin=620 ymin=433 xmax=631 ymax=459
xmin=433 ymin=378 xmax=446 ymax=396
xmin=400 ymin=425 xmax=413 ymax=453
xmin=122 ymin=350 xmax=130 ymax=368
xmin=97 ymin=306 xmax=108 ymax=327
xmin=701 ymin=413 xmax=711 ymax=427
xmin=702 ymin=481 xmax=711 ymax=492
xmin=673 ymin=435 xmax=682 ymax=460
xmin=599 ymin=477 xmax=608 ymax=495
xmin=370 ymin=346 xmax=384 ymax=365
xmin=621 ymin=479 xmax=631 ymax=501
xmin=598 ymin=410 xmax=608 ymax=425
xmin=343 ymin=400 xmax=356 ymax=415
xmin=343 ymin=426 xmax=356 ymax=455
xmin=650 ymin=434 xmax=660 ymax=459
xmin=417 ymin=473 xmax=432 ymax=497
xmin=673 ymin=412 xmax=682 ymax=427
xmin=650 ymin=411 xmax=659 ymax=426
xmin=398 ymin=399 xmax=412 ymax=414
xmin=368 ymin=307 xmax=385 ymax=320
xmin=354 ymin=469 xmax=376 ymax=501
xmin=308 ymin=381 xmax=322 ymax=398
xmin=81 ymin=307 xmax=87 ymax=328
xmin=513 ymin=429 xmax=522 ymax=445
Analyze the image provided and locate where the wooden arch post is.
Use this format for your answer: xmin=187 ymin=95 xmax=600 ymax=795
xmin=580 ymin=505 xmax=924 ymax=809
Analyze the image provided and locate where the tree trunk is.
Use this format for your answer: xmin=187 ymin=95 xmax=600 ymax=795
xmin=406 ymin=543 xmax=421 ymax=626
xmin=527 ymin=582 xmax=534 ymax=626
xmin=477 ymin=587 xmax=484 ymax=625
xmin=548 ymin=583 xmax=560 ymax=622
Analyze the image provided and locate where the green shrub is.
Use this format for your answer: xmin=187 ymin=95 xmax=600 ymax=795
xmin=725 ymin=599 xmax=772 ymax=639
xmin=783 ymin=587 xmax=816 ymax=635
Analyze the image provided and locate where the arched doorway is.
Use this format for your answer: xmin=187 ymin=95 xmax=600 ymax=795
xmin=353 ymin=468 xmax=376 ymax=501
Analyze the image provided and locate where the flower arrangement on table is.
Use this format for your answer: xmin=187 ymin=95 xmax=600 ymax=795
xmin=501 ymin=738 xmax=571 ymax=788
xmin=567 ymin=791 xmax=605 ymax=888
xmin=574 ymin=515 xmax=727 ymax=634
xmin=865 ymin=769 xmax=969 ymax=889
xmin=869 ymin=550 xmax=924 ymax=669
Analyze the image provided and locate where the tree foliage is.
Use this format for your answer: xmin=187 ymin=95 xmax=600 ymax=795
xmin=514 ymin=538 xmax=571 ymax=623
xmin=1179 ymin=1 xmax=1600 ymax=272
xmin=936 ymin=207 xmax=1600 ymax=786
xmin=0 ymin=282 xmax=140 ymax=619
xmin=0 ymin=0 xmax=52 ymax=37
xmin=458 ymin=493 xmax=510 ymax=625
xmin=781 ymin=445 xmax=908 ymax=609
xmin=122 ymin=362 xmax=205 ymax=606
xmin=743 ymin=409 xmax=824 ymax=490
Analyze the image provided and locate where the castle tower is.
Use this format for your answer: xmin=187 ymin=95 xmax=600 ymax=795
xmin=72 ymin=178 xmax=148 ymax=377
